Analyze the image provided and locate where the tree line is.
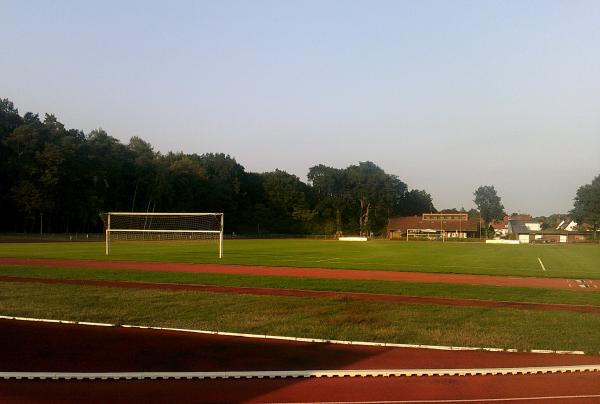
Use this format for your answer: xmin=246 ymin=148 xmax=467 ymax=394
xmin=0 ymin=99 xmax=435 ymax=235
xmin=571 ymin=174 xmax=600 ymax=238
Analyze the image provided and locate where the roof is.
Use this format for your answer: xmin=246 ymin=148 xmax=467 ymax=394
xmin=508 ymin=220 xmax=542 ymax=234
xmin=555 ymin=219 xmax=593 ymax=231
xmin=539 ymin=229 xmax=593 ymax=235
xmin=508 ymin=220 xmax=527 ymax=233
xmin=491 ymin=215 xmax=533 ymax=230
xmin=387 ymin=216 xmax=480 ymax=232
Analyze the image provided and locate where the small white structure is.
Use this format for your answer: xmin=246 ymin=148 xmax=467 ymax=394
xmin=524 ymin=222 xmax=542 ymax=231
xmin=486 ymin=240 xmax=520 ymax=245
xmin=339 ymin=237 xmax=368 ymax=241
xmin=518 ymin=234 xmax=530 ymax=244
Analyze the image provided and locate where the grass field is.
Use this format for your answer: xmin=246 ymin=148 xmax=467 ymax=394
xmin=3 ymin=282 xmax=600 ymax=353
xmin=1 ymin=239 xmax=599 ymax=353
xmin=2 ymin=265 xmax=600 ymax=306
xmin=1 ymin=239 xmax=599 ymax=278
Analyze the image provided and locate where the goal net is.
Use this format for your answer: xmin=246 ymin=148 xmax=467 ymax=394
xmin=406 ymin=228 xmax=442 ymax=241
xmin=102 ymin=212 xmax=224 ymax=258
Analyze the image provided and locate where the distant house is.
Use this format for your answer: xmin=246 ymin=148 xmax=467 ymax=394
xmin=491 ymin=215 xmax=533 ymax=237
xmin=508 ymin=219 xmax=592 ymax=243
xmin=387 ymin=213 xmax=480 ymax=240
xmin=554 ymin=218 xmax=593 ymax=232
xmin=507 ymin=220 xmax=542 ymax=243
xmin=556 ymin=219 xmax=578 ymax=232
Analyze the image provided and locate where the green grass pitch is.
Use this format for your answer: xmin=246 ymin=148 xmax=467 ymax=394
xmin=1 ymin=239 xmax=599 ymax=352
xmin=0 ymin=239 xmax=599 ymax=279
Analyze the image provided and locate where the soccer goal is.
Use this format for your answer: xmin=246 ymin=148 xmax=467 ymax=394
xmin=406 ymin=228 xmax=442 ymax=241
xmin=102 ymin=212 xmax=224 ymax=258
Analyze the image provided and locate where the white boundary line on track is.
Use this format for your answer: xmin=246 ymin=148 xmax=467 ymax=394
xmin=271 ymin=394 xmax=600 ymax=403
xmin=1 ymin=365 xmax=599 ymax=380
xmin=0 ymin=315 xmax=588 ymax=355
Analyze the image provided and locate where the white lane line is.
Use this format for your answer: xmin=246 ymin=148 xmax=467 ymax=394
xmin=270 ymin=394 xmax=600 ymax=403
xmin=537 ymin=258 xmax=546 ymax=272
xmin=1 ymin=365 xmax=599 ymax=380
xmin=0 ymin=315 xmax=587 ymax=355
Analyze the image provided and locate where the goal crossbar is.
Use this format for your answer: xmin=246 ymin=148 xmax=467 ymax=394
xmin=107 ymin=229 xmax=221 ymax=233
xmin=107 ymin=212 xmax=222 ymax=216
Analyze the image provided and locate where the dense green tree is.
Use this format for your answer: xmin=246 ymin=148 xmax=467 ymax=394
xmin=197 ymin=153 xmax=244 ymax=219
xmin=308 ymin=165 xmax=349 ymax=236
xmin=346 ymin=162 xmax=407 ymax=236
xmin=261 ymin=170 xmax=313 ymax=233
xmin=0 ymin=99 xmax=436 ymax=236
xmin=400 ymin=190 xmax=435 ymax=216
xmin=0 ymin=99 xmax=23 ymax=229
xmin=0 ymin=99 xmax=22 ymax=138
xmin=467 ymin=208 xmax=479 ymax=220
xmin=571 ymin=175 xmax=600 ymax=239
xmin=473 ymin=185 xmax=506 ymax=237
xmin=127 ymin=136 xmax=158 ymax=212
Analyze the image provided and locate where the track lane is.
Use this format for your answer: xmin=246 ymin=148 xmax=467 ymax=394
xmin=1 ymin=257 xmax=598 ymax=291
xmin=1 ymin=373 xmax=600 ymax=403
xmin=1 ymin=320 xmax=599 ymax=403
xmin=2 ymin=319 xmax=598 ymax=373
xmin=2 ymin=275 xmax=599 ymax=313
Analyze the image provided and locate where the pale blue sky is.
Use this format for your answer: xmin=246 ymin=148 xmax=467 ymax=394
xmin=2 ymin=0 xmax=599 ymax=215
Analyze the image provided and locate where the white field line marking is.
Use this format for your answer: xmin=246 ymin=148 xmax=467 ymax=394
xmin=270 ymin=394 xmax=600 ymax=404
xmin=537 ymin=258 xmax=547 ymax=272
xmin=0 ymin=315 xmax=587 ymax=355
xmin=1 ymin=365 xmax=599 ymax=380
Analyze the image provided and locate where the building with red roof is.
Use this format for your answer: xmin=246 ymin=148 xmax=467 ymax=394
xmin=387 ymin=213 xmax=481 ymax=240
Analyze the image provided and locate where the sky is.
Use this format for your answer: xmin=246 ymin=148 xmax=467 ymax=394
xmin=1 ymin=0 xmax=599 ymax=216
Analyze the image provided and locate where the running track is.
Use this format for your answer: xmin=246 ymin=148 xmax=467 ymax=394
xmin=1 ymin=320 xmax=599 ymax=403
xmin=1 ymin=257 xmax=598 ymax=291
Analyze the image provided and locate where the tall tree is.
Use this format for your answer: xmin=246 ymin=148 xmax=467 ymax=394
xmin=0 ymin=99 xmax=22 ymax=138
xmin=346 ymin=161 xmax=406 ymax=236
xmin=570 ymin=175 xmax=600 ymax=240
xmin=0 ymin=99 xmax=437 ymax=236
xmin=400 ymin=189 xmax=435 ymax=216
xmin=0 ymin=99 xmax=23 ymax=229
xmin=473 ymin=185 xmax=505 ymax=237
xmin=127 ymin=136 xmax=158 ymax=212
xmin=261 ymin=169 xmax=313 ymax=233
xmin=308 ymin=164 xmax=348 ymax=236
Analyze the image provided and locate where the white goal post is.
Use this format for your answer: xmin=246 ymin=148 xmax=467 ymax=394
xmin=102 ymin=212 xmax=224 ymax=258
xmin=406 ymin=228 xmax=442 ymax=241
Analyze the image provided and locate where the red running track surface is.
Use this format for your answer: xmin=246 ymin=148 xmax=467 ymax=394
xmin=2 ymin=374 xmax=600 ymax=404
xmin=1 ymin=257 xmax=599 ymax=291
xmin=2 ymin=319 xmax=599 ymax=372
xmin=1 ymin=319 xmax=599 ymax=403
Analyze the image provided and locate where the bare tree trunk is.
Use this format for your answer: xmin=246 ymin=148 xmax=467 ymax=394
xmin=358 ymin=198 xmax=370 ymax=236
xmin=131 ymin=180 xmax=139 ymax=212
xmin=364 ymin=203 xmax=370 ymax=236
xmin=335 ymin=208 xmax=342 ymax=237
xmin=359 ymin=198 xmax=365 ymax=236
